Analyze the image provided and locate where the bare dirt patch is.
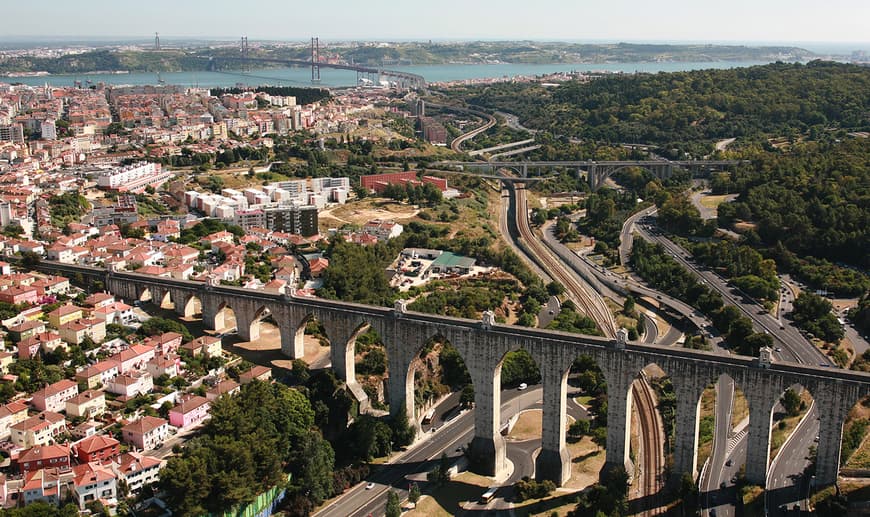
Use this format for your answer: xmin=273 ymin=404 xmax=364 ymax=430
xmin=508 ymin=409 xmax=543 ymax=441
xmin=564 ymin=436 xmax=606 ymax=490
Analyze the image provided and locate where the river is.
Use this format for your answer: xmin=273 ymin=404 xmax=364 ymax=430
xmin=4 ymin=61 xmax=773 ymax=88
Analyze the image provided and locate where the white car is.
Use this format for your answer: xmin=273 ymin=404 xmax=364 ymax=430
xmin=365 ymin=482 xmax=375 ymax=490
xmin=518 ymin=383 xmax=528 ymax=391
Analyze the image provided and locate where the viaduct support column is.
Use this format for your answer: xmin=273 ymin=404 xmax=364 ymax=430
xmin=603 ymin=367 xmax=636 ymax=478
xmin=280 ymin=324 xmax=303 ymax=359
xmin=745 ymin=390 xmax=776 ymax=485
xmin=323 ymin=321 xmax=370 ymax=412
xmin=200 ymin=296 xmax=221 ymax=331
xmin=536 ymin=367 xmax=570 ymax=485
xmin=671 ymin=378 xmax=706 ymax=481
xmin=387 ymin=352 xmax=418 ymax=433
xmin=814 ymin=385 xmax=860 ymax=486
xmin=468 ymin=350 xmax=506 ymax=478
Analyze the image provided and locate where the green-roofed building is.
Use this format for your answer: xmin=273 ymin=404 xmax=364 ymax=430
xmin=429 ymin=252 xmax=476 ymax=275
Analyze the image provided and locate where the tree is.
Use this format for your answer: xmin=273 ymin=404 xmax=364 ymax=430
xmin=390 ymin=410 xmax=415 ymax=449
xmin=385 ymin=489 xmax=402 ymax=517
xmin=409 ymin=483 xmax=421 ymax=505
xmin=460 ymin=384 xmax=475 ymax=408
xmin=21 ymin=251 xmax=41 ymax=269
xmin=781 ymin=388 xmax=802 ymax=417
xmin=568 ymin=419 xmax=591 ymax=438
xmin=623 ymin=295 xmax=636 ymax=315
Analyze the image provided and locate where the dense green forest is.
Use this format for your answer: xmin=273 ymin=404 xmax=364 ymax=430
xmin=159 ymin=382 xmax=335 ymax=517
xmin=458 ymin=61 xmax=870 ymax=147
xmin=714 ymin=139 xmax=870 ymax=273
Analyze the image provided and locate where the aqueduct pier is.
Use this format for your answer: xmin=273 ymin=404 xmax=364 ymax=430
xmin=43 ymin=262 xmax=870 ymax=489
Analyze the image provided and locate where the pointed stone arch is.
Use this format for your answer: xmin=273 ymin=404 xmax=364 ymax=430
xmin=180 ymin=294 xmax=202 ymax=319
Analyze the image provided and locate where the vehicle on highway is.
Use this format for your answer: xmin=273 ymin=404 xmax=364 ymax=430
xmin=422 ymin=408 xmax=435 ymax=425
xmin=725 ymin=459 xmax=732 ymax=467
xmin=365 ymin=482 xmax=375 ymax=490
xmin=480 ymin=486 xmax=498 ymax=503
xmin=518 ymin=383 xmax=528 ymax=391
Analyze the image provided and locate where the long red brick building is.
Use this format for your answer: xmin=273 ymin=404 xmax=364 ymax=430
xmin=360 ymin=171 xmax=448 ymax=194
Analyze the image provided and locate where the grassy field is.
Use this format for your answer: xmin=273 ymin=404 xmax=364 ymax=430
xmin=732 ymin=388 xmax=749 ymax=429
xmin=699 ymin=194 xmax=737 ymax=210
xmin=508 ymin=409 xmax=543 ymax=441
xmin=696 ymin=386 xmax=716 ymax=470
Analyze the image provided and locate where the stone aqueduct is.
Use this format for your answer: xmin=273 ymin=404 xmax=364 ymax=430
xmin=48 ymin=264 xmax=870 ymax=488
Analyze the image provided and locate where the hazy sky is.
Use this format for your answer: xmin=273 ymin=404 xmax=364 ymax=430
xmin=6 ymin=0 xmax=869 ymax=44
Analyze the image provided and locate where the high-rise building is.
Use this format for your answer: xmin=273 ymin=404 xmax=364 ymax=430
xmin=41 ymin=120 xmax=57 ymax=141
xmin=0 ymin=124 xmax=24 ymax=144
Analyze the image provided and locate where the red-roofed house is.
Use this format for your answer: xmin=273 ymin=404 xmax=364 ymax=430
xmin=121 ymin=416 xmax=169 ymax=451
xmin=31 ymin=379 xmax=78 ymax=413
xmin=143 ymin=332 xmax=182 ymax=355
xmin=111 ymin=344 xmax=156 ymax=373
xmin=115 ymin=451 xmax=161 ymax=492
xmin=169 ymin=396 xmax=210 ymax=429
xmin=17 ymin=331 xmax=64 ymax=360
xmin=72 ymin=462 xmax=117 ymax=508
xmin=18 ymin=444 xmax=71 ymax=474
xmin=65 ymin=391 xmax=106 ymax=419
xmin=75 ymin=434 xmax=120 ymax=464
xmin=58 ymin=318 xmax=106 ymax=345
xmin=308 ymin=257 xmax=329 ymax=278
xmin=0 ymin=286 xmax=38 ymax=305
xmin=180 ymin=335 xmax=222 ymax=358
xmin=106 ymin=372 xmax=153 ymax=398
xmin=0 ymin=401 xmax=29 ymax=440
xmin=21 ymin=468 xmax=63 ymax=506
xmin=239 ymin=365 xmax=272 ymax=384
xmin=11 ymin=412 xmax=67 ymax=448
xmin=90 ymin=301 xmax=134 ymax=325
xmin=76 ymin=360 xmax=119 ymax=389
xmin=47 ymin=304 xmax=84 ymax=328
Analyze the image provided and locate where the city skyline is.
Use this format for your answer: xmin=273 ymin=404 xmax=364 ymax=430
xmin=5 ymin=0 xmax=869 ymax=46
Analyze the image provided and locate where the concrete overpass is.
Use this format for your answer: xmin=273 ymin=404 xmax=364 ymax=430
xmin=435 ymin=159 xmax=744 ymax=190
xmin=42 ymin=262 xmax=870 ymax=490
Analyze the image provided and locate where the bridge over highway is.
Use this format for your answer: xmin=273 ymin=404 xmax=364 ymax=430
xmin=436 ymin=159 xmax=744 ymax=190
xmin=39 ymin=261 xmax=870 ymax=490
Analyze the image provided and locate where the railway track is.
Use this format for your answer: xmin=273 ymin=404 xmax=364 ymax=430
xmin=513 ymin=183 xmax=616 ymax=337
xmin=509 ymin=179 xmax=665 ymax=509
xmin=634 ymin=375 xmax=665 ymax=515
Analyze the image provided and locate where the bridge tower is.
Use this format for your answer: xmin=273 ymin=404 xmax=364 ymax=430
xmin=311 ymin=37 xmax=321 ymax=83
xmin=240 ymin=36 xmax=249 ymax=57
xmin=154 ymin=32 xmax=160 ymax=51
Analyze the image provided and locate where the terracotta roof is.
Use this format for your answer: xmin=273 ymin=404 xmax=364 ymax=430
xmin=18 ymin=444 xmax=70 ymax=463
xmin=121 ymin=416 xmax=167 ymax=435
xmin=72 ymin=462 xmax=116 ymax=487
xmin=172 ymin=395 xmax=209 ymax=414
xmin=116 ymin=451 xmax=161 ymax=474
xmin=33 ymin=379 xmax=77 ymax=398
xmin=66 ymin=390 xmax=104 ymax=405
xmin=76 ymin=434 xmax=119 ymax=453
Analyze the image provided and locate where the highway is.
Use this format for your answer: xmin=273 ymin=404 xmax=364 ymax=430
xmin=316 ymin=385 xmax=587 ymax=517
xmin=539 ymin=219 xmax=716 ymax=344
xmin=512 ymin=183 xmax=616 ymax=337
xmin=631 ymin=218 xmax=825 ymax=514
xmin=634 ymin=219 xmax=830 ymax=366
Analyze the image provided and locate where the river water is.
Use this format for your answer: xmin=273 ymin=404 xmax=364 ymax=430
xmin=5 ymin=61 xmax=772 ymax=88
